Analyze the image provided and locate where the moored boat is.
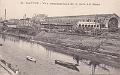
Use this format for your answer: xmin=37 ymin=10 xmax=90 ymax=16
xmin=55 ymin=60 xmax=79 ymax=71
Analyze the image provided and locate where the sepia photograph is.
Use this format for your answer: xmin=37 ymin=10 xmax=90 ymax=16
xmin=0 ymin=0 xmax=120 ymax=75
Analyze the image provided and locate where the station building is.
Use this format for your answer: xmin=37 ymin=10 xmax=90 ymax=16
xmin=45 ymin=13 xmax=119 ymax=31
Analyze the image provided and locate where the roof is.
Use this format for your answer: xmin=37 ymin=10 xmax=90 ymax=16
xmin=20 ymin=18 xmax=31 ymax=20
xmin=47 ymin=13 xmax=118 ymax=19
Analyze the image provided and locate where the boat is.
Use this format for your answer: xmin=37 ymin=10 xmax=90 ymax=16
xmin=55 ymin=60 xmax=79 ymax=71
xmin=26 ymin=56 xmax=36 ymax=63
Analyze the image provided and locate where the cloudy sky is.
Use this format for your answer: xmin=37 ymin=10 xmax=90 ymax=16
xmin=0 ymin=0 xmax=120 ymax=19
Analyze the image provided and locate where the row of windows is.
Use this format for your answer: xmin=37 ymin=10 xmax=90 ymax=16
xmin=79 ymin=19 xmax=103 ymax=22
xmin=48 ymin=18 xmax=104 ymax=23
xmin=79 ymin=24 xmax=99 ymax=27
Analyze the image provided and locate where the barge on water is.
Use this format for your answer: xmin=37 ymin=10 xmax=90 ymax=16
xmin=55 ymin=60 xmax=79 ymax=71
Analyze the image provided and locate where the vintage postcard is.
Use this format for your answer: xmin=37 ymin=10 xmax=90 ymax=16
xmin=0 ymin=0 xmax=120 ymax=75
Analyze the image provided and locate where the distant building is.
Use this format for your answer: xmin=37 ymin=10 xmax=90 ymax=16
xmin=8 ymin=19 xmax=19 ymax=24
xmin=31 ymin=14 xmax=47 ymax=24
xmin=6 ymin=19 xmax=19 ymax=28
xmin=18 ymin=18 xmax=33 ymax=27
xmin=7 ymin=24 xmax=17 ymax=28
xmin=45 ymin=13 xmax=119 ymax=31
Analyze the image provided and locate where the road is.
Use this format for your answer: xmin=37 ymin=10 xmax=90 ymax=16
xmin=0 ymin=34 xmax=119 ymax=75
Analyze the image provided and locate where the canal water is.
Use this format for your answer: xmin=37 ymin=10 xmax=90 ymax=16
xmin=0 ymin=34 xmax=119 ymax=75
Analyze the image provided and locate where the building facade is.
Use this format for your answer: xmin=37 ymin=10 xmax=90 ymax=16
xmin=18 ymin=18 xmax=33 ymax=27
xmin=44 ymin=13 xmax=119 ymax=31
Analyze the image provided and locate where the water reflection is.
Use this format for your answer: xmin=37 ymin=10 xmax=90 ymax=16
xmin=73 ymin=55 xmax=80 ymax=65
xmin=72 ymin=54 xmax=118 ymax=75
xmin=89 ymin=61 xmax=100 ymax=75
xmin=1 ymin=34 xmax=6 ymax=41
xmin=0 ymin=34 xmax=20 ymax=42
xmin=0 ymin=34 xmax=119 ymax=75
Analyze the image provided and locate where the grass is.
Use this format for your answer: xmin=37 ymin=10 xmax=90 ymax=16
xmin=33 ymin=31 xmax=120 ymax=56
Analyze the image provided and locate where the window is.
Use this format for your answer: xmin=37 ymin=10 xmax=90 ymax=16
xmin=85 ymin=25 xmax=87 ymax=27
xmin=94 ymin=25 xmax=96 ymax=27
xmin=88 ymin=25 xmax=90 ymax=27
xmin=79 ymin=24 xmax=81 ymax=27
xmin=97 ymin=25 xmax=99 ymax=27
xmin=82 ymin=24 xmax=84 ymax=27
xmin=87 ymin=19 xmax=91 ymax=22
xmin=91 ymin=25 xmax=93 ymax=27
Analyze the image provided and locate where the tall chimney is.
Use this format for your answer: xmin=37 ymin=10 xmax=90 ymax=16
xmin=5 ymin=8 xmax=6 ymax=20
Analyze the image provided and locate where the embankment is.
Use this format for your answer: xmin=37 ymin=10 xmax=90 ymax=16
xmin=1 ymin=30 xmax=120 ymax=68
xmin=32 ymin=31 xmax=120 ymax=68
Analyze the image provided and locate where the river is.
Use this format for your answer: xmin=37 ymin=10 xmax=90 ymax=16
xmin=0 ymin=34 xmax=119 ymax=75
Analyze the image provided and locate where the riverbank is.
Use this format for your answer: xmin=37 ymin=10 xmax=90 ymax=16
xmin=1 ymin=31 xmax=120 ymax=68
xmin=32 ymin=31 xmax=120 ymax=68
xmin=1 ymin=33 xmax=119 ymax=75
xmin=33 ymin=31 xmax=120 ymax=55
xmin=0 ymin=31 xmax=33 ymax=40
xmin=0 ymin=65 xmax=11 ymax=75
xmin=0 ymin=55 xmax=17 ymax=75
xmin=0 ymin=61 xmax=16 ymax=75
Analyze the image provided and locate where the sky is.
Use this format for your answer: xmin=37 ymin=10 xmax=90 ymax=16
xmin=0 ymin=0 xmax=120 ymax=19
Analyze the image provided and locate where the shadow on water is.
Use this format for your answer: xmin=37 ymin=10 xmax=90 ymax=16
xmin=0 ymin=34 xmax=119 ymax=75
xmin=0 ymin=34 xmax=20 ymax=42
xmin=54 ymin=54 xmax=110 ymax=74
xmin=54 ymin=56 xmax=112 ymax=75
xmin=72 ymin=54 xmax=111 ymax=75
xmin=1 ymin=34 xmax=6 ymax=41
